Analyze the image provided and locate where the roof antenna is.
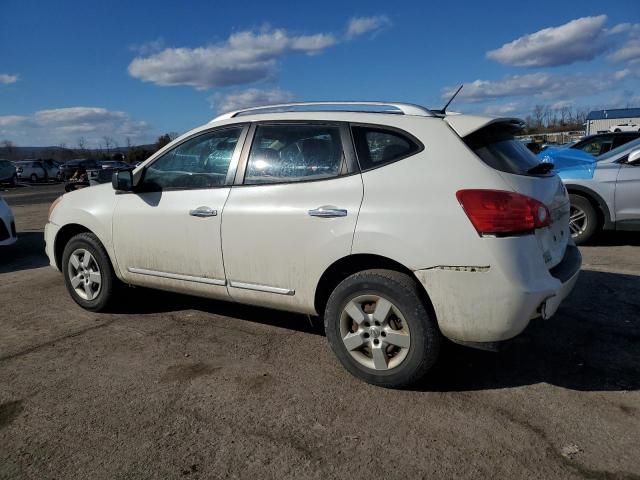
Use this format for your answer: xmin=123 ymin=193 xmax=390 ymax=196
xmin=435 ymin=85 xmax=463 ymax=115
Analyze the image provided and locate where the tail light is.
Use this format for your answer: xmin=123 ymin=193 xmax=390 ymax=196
xmin=456 ymin=189 xmax=550 ymax=235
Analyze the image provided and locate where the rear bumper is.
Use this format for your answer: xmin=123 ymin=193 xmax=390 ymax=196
xmin=414 ymin=244 xmax=581 ymax=343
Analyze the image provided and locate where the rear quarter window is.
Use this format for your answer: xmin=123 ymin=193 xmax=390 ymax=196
xmin=351 ymin=126 xmax=422 ymax=170
xmin=464 ymin=125 xmax=544 ymax=176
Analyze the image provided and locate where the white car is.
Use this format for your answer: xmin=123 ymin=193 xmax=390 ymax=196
xmin=45 ymin=102 xmax=581 ymax=387
xmin=0 ymin=196 xmax=17 ymax=245
xmin=610 ymin=123 xmax=640 ymax=133
xmin=15 ymin=160 xmax=57 ymax=182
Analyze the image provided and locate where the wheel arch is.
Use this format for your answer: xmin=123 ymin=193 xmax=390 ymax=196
xmin=314 ymin=253 xmax=435 ymax=317
xmin=565 ymin=184 xmax=614 ymax=229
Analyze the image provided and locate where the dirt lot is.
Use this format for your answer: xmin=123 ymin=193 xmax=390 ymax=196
xmin=1 ymin=183 xmax=639 ymax=479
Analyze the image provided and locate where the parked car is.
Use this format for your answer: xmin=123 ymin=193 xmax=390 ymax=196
xmin=15 ymin=161 xmax=48 ymax=183
xmin=0 ymin=159 xmax=17 ymax=186
xmin=99 ymin=160 xmax=131 ymax=170
xmin=550 ymin=137 xmax=640 ymax=244
xmin=59 ymin=159 xmax=100 ymax=181
xmin=45 ymin=101 xmax=580 ymax=388
xmin=541 ymin=132 xmax=640 ymax=161
xmin=0 ymin=195 xmax=17 ymax=245
xmin=610 ymin=123 xmax=640 ymax=133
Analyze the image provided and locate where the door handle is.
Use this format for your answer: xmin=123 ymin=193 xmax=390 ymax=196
xmin=189 ymin=206 xmax=217 ymax=217
xmin=308 ymin=206 xmax=348 ymax=218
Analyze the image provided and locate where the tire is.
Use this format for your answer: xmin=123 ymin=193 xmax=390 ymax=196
xmin=324 ymin=269 xmax=441 ymax=388
xmin=10 ymin=174 xmax=17 ymax=186
xmin=30 ymin=173 xmax=38 ymax=183
xmin=62 ymin=232 xmax=119 ymax=311
xmin=614 ymin=129 xmax=621 ymax=133
xmin=569 ymin=194 xmax=598 ymax=245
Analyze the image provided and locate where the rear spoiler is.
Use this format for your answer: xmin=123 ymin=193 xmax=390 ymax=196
xmin=444 ymin=115 xmax=525 ymax=137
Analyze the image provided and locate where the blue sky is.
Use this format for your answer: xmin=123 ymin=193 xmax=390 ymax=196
xmin=1 ymin=0 xmax=639 ymax=146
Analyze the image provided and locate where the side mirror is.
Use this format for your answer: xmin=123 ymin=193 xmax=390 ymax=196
xmin=112 ymin=169 xmax=133 ymax=192
xmin=627 ymin=149 xmax=640 ymax=166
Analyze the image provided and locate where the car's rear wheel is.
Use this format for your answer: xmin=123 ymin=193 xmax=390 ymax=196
xmin=10 ymin=174 xmax=17 ymax=186
xmin=569 ymin=194 xmax=598 ymax=245
xmin=30 ymin=173 xmax=38 ymax=183
xmin=324 ymin=269 xmax=440 ymax=388
xmin=62 ymin=232 xmax=119 ymax=311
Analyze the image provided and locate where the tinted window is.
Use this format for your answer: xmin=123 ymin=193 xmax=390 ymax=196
xmin=465 ymin=125 xmax=542 ymax=176
xmin=244 ymin=124 xmax=343 ymax=184
xmin=352 ymin=126 xmax=420 ymax=170
xmin=143 ymin=127 xmax=242 ymax=190
xmin=612 ymin=134 xmax=640 ymax=149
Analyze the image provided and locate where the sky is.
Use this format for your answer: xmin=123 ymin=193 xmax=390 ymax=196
xmin=1 ymin=0 xmax=639 ymax=147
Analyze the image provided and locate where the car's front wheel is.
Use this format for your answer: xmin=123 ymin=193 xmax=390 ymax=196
xmin=62 ymin=232 xmax=119 ymax=311
xmin=324 ymin=269 xmax=441 ymax=388
xmin=30 ymin=173 xmax=38 ymax=183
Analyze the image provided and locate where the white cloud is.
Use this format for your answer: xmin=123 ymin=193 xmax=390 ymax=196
xmin=609 ymin=39 xmax=640 ymax=63
xmin=129 ymin=18 xmax=391 ymax=90
xmin=0 ymin=74 xmax=18 ymax=85
xmin=0 ymin=107 xmax=151 ymax=147
xmin=128 ymin=27 xmax=338 ymax=90
xmin=482 ymin=102 xmax=521 ymax=115
xmin=129 ymin=37 xmax=165 ymax=55
xmin=443 ymin=72 xmax=623 ymax=103
xmin=210 ymin=88 xmax=296 ymax=113
xmin=487 ymin=15 xmax=609 ymax=67
xmin=346 ymin=16 xmax=391 ymax=39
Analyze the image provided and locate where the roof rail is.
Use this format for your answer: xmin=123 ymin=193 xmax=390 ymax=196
xmin=211 ymin=101 xmax=434 ymax=122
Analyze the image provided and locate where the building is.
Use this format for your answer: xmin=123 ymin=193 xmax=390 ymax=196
xmin=586 ymin=108 xmax=640 ymax=135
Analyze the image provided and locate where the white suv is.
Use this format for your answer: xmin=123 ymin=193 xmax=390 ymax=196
xmin=45 ymin=102 xmax=581 ymax=387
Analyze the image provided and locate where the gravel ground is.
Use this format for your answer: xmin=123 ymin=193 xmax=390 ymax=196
xmin=1 ymin=183 xmax=639 ymax=479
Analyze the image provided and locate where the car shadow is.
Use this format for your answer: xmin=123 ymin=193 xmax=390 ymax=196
xmin=0 ymin=232 xmax=49 ymax=273
xmin=113 ymin=269 xmax=639 ymax=393
xmin=588 ymin=231 xmax=640 ymax=247
xmin=114 ymin=287 xmax=324 ymax=336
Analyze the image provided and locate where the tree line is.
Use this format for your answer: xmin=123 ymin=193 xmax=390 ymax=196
xmin=0 ymin=133 xmax=179 ymax=163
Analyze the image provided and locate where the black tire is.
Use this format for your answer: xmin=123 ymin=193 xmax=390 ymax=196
xmin=324 ymin=269 xmax=441 ymax=388
xmin=62 ymin=232 xmax=119 ymax=311
xmin=614 ymin=129 xmax=621 ymax=132
xmin=10 ymin=174 xmax=17 ymax=186
xmin=569 ymin=194 xmax=598 ymax=245
xmin=30 ymin=173 xmax=38 ymax=183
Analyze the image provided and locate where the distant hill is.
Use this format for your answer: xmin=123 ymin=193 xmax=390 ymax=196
xmin=10 ymin=145 xmax=155 ymax=159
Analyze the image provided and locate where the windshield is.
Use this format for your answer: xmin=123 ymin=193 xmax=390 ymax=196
xmin=598 ymin=137 xmax=640 ymax=162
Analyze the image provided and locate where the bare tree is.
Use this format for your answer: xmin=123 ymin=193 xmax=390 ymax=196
xmin=77 ymin=137 xmax=86 ymax=153
xmin=102 ymin=136 xmax=113 ymax=155
xmin=533 ymin=105 xmax=546 ymax=128
xmin=0 ymin=140 xmax=17 ymax=160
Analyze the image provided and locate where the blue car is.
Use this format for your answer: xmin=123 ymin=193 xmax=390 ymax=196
xmin=539 ymin=138 xmax=640 ymax=244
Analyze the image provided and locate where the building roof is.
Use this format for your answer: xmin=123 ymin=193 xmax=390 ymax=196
xmin=587 ymin=108 xmax=640 ymax=121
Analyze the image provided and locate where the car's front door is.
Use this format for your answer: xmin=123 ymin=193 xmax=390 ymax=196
xmin=221 ymin=122 xmax=363 ymax=313
xmin=112 ymin=125 xmax=248 ymax=298
xmin=615 ymin=155 xmax=640 ymax=225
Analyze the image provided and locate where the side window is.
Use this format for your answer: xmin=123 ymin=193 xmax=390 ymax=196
xmin=244 ymin=124 xmax=344 ymax=185
xmin=143 ymin=127 xmax=243 ymax=190
xmin=351 ymin=126 xmax=421 ymax=170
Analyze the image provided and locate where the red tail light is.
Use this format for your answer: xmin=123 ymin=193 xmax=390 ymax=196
xmin=456 ymin=189 xmax=551 ymax=235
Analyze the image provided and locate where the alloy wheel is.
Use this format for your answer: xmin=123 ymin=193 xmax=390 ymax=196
xmin=569 ymin=205 xmax=587 ymax=238
xmin=67 ymin=248 xmax=102 ymax=300
xmin=339 ymin=294 xmax=411 ymax=371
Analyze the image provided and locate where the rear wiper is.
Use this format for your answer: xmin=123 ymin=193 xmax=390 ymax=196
xmin=527 ymin=162 xmax=554 ymax=174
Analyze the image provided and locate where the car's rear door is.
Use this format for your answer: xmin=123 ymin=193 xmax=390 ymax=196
xmin=220 ymin=122 xmax=363 ymax=313
xmin=112 ymin=125 xmax=248 ymax=299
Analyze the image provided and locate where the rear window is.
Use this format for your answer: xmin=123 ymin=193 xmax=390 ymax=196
xmin=464 ymin=125 xmax=544 ymax=176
